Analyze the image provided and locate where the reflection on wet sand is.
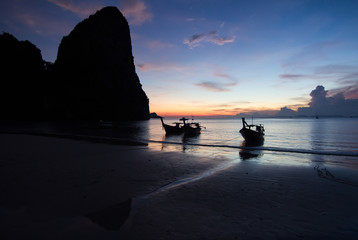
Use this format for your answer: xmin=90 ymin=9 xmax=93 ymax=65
xmin=86 ymin=198 xmax=132 ymax=231
xmin=239 ymin=140 xmax=264 ymax=160
xmin=159 ymin=133 xmax=201 ymax=153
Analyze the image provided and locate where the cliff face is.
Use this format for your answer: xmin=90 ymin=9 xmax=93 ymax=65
xmin=53 ymin=6 xmax=149 ymax=120
xmin=0 ymin=32 xmax=47 ymax=119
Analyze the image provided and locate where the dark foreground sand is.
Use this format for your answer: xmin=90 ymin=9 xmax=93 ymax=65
xmin=1 ymin=133 xmax=358 ymax=239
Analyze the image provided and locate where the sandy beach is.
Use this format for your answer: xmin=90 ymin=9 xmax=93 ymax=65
xmin=1 ymin=133 xmax=358 ymax=239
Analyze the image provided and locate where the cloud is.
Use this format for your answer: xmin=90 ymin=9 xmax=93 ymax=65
xmin=274 ymin=85 xmax=358 ymax=117
xmin=210 ymin=36 xmax=235 ymax=45
xmin=330 ymin=82 xmax=358 ymax=100
xmin=146 ymin=40 xmax=174 ymax=50
xmin=184 ymin=31 xmax=216 ymax=48
xmin=195 ymin=80 xmax=237 ymax=92
xmin=278 ymin=63 xmax=358 ymax=88
xmin=236 ymin=110 xmax=278 ymax=118
xmin=184 ymin=30 xmax=235 ymax=48
xmin=282 ymin=41 xmax=340 ymax=69
xmin=314 ymin=64 xmax=358 ymax=99
xmin=120 ymin=0 xmax=152 ymax=25
xmin=336 ymin=72 xmax=358 ymax=85
xmin=15 ymin=10 xmax=73 ymax=37
xmin=195 ymin=69 xmax=238 ymax=92
xmin=48 ymin=0 xmax=102 ymax=16
xmin=314 ymin=64 xmax=357 ymax=74
xmin=48 ymin=0 xmax=152 ymax=25
xmin=195 ymin=81 xmax=231 ymax=92
xmin=311 ymin=64 xmax=358 ymax=99
xmin=276 ymin=73 xmax=325 ymax=86
xmin=297 ymin=85 xmax=358 ymax=116
xmin=136 ymin=62 xmax=189 ymax=72
xmin=343 ymin=83 xmax=358 ymax=99
xmin=308 ymin=85 xmax=328 ymax=108
xmin=17 ymin=13 xmax=37 ymax=27
xmin=213 ymin=72 xmax=236 ymax=81
xmin=185 ymin=17 xmax=205 ymax=22
xmin=279 ymin=74 xmax=307 ymax=79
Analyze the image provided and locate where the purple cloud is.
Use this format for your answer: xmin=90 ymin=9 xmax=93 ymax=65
xmin=213 ymin=72 xmax=236 ymax=82
xmin=297 ymin=85 xmax=358 ymax=116
xmin=274 ymin=85 xmax=358 ymax=117
xmin=120 ymin=0 xmax=152 ymax=25
xmin=308 ymin=85 xmax=328 ymax=108
xmin=195 ymin=81 xmax=230 ymax=92
xmin=330 ymin=82 xmax=358 ymax=100
xmin=210 ymin=36 xmax=235 ymax=46
xmin=48 ymin=0 xmax=102 ymax=16
xmin=136 ymin=62 xmax=190 ymax=72
xmin=196 ymin=79 xmax=237 ymax=92
xmin=312 ymin=64 xmax=358 ymax=99
xmin=184 ymin=30 xmax=235 ymax=48
xmin=279 ymin=74 xmax=307 ymax=79
xmin=344 ymin=83 xmax=358 ymax=99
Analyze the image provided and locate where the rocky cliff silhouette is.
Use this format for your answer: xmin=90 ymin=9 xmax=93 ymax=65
xmin=52 ymin=6 xmax=149 ymax=120
xmin=0 ymin=6 xmax=149 ymax=120
xmin=0 ymin=32 xmax=48 ymax=119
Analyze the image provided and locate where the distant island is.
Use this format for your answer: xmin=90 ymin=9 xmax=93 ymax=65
xmin=0 ymin=6 xmax=149 ymax=121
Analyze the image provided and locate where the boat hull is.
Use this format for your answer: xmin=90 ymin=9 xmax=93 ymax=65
xmin=183 ymin=125 xmax=201 ymax=136
xmin=160 ymin=117 xmax=202 ymax=136
xmin=163 ymin=124 xmax=183 ymax=135
xmin=239 ymin=127 xmax=264 ymax=146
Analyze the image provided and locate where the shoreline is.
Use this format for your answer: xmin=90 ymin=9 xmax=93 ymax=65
xmin=2 ymin=129 xmax=357 ymax=157
xmin=1 ymin=133 xmax=358 ymax=239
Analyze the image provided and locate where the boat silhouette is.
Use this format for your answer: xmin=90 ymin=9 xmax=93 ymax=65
xmin=160 ymin=117 xmax=203 ymax=136
xmin=239 ymin=117 xmax=264 ymax=146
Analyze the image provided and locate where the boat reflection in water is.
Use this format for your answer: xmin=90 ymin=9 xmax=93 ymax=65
xmin=239 ymin=140 xmax=264 ymax=160
xmin=160 ymin=131 xmax=201 ymax=153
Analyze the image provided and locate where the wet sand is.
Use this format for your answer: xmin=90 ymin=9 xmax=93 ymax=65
xmin=1 ymin=133 xmax=358 ymax=239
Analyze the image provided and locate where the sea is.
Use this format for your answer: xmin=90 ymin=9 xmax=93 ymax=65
xmin=143 ymin=117 xmax=358 ymax=169
xmin=1 ymin=117 xmax=358 ymax=169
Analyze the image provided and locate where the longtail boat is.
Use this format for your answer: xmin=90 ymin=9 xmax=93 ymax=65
xmin=239 ymin=117 xmax=264 ymax=145
xmin=160 ymin=117 xmax=183 ymax=134
xmin=160 ymin=117 xmax=203 ymax=136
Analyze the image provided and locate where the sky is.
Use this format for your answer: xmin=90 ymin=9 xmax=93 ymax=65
xmin=1 ymin=0 xmax=358 ymax=117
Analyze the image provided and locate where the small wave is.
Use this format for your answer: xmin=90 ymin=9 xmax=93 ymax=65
xmin=3 ymin=131 xmax=357 ymax=157
xmin=146 ymin=139 xmax=358 ymax=157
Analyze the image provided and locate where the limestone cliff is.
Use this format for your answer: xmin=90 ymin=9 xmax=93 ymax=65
xmin=53 ymin=6 xmax=149 ymax=120
xmin=0 ymin=32 xmax=47 ymax=119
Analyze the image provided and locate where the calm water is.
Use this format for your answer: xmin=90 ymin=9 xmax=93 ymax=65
xmin=139 ymin=118 xmax=358 ymax=168
xmin=140 ymin=118 xmax=358 ymax=152
xmin=1 ymin=117 xmax=358 ymax=168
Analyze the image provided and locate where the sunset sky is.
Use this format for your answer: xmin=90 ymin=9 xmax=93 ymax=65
xmin=1 ymin=0 xmax=358 ymax=117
